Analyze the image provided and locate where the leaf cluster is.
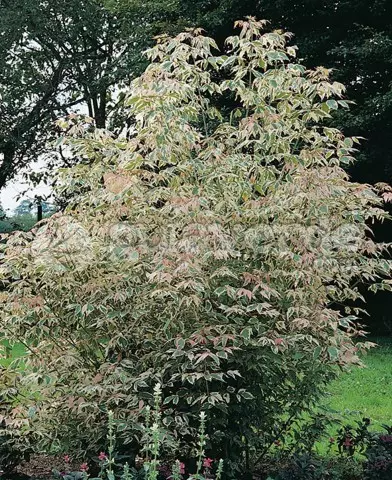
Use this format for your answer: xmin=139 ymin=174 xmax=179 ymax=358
xmin=0 ymin=18 xmax=390 ymax=473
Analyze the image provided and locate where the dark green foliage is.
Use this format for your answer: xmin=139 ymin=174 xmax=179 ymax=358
xmin=0 ymin=0 xmax=142 ymax=189
xmin=0 ymin=368 xmax=31 ymax=474
xmin=334 ymin=419 xmax=392 ymax=480
xmin=267 ymin=454 xmax=363 ymax=480
xmin=364 ymin=432 xmax=392 ymax=479
xmin=262 ymin=418 xmax=392 ymax=480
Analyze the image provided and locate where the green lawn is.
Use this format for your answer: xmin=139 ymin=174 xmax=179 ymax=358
xmin=323 ymin=337 xmax=392 ymax=428
xmin=0 ymin=340 xmax=26 ymax=367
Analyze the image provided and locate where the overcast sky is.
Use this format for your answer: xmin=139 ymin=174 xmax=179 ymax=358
xmin=0 ymin=180 xmax=51 ymax=213
xmin=0 ymin=156 xmax=52 ymax=213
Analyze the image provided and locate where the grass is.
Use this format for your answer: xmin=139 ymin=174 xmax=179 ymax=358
xmin=0 ymin=340 xmax=26 ymax=367
xmin=322 ymin=337 xmax=392 ymax=429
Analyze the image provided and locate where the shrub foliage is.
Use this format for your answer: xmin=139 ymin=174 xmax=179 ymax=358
xmin=1 ymin=17 xmax=391 ymax=471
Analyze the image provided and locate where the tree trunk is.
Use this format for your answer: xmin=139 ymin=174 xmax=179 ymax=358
xmin=37 ymin=198 xmax=43 ymax=222
xmin=92 ymin=91 xmax=107 ymax=129
xmin=0 ymin=142 xmax=16 ymax=189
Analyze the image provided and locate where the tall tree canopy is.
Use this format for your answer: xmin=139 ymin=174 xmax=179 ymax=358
xmin=107 ymin=0 xmax=392 ymax=183
xmin=0 ymin=0 xmax=145 ymax=189
xmin=2 ymin=0 xmax=391 ymax=189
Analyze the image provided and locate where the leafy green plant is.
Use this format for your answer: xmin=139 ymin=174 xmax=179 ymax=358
xmin=336 ymin=418 xmax=371 ymax=457
xmin=265 ymin=453 xmax=363 ymax=480
xmin=1 ymin=16 xmax=391 ymax=474
xmin=261 ymin=412 xmax=363 ymax=480
xmin=0 ymin=366 xmax=32 ymax=474
xmin=364 ymin=428 xmax=392 ymax=480
xmin=334 ymin=419 xmax=392 ymax=479
xmin=273 ymin=411 xmax=340 ymax=456
xmin=53 ymin=385 xmax=224 ymax=480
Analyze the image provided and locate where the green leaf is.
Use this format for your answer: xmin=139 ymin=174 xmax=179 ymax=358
xmin=338 ymin=100 xmax=350 ymax=109
xmin=241 ymin=327 xmax=252 ymax=341
xmin=241 ymin=391 xmax=255 ymax=400
xmin=328 ymin=347 xmax=339 ymax=360
xmin=344 ymin=138 xmax=353 ymax=148
xmin=129 ymin=250 xmax=139 ymax=261
xmin=326 ymin=99 xmax=338 ymax=110
xmin=172 ymin=349 xmax=185 ymax=358
xmin=214 ymin=286 xmax=227 ymax=297
xmin=313 ymin=346 xmax=322 ymax=359
xmin=340 ymin=156 xmax=351 ymax=165
xmin=54 ymin=136 xmax=65 ymax=147
xmin=216 ymin=350 xmax=228 ymax=359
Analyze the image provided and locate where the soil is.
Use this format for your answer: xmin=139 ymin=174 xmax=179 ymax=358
xmin=9 ymin=454 xmax=82 ymax=479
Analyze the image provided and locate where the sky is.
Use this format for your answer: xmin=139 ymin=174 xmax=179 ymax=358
xmin=0 ymin=180 xmax=51 ymax=214
xmin=0 ymin=158 xmax=52 ymax=214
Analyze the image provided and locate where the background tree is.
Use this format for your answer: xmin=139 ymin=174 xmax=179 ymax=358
xmin=9 ymin=200 xmax=36 ymax=231
xmin=0 ymin=202 xmax=6 ymax=220
xmin=0 ymin=202 xmax=12 ymax=233
xmin=0 ymin=0 xmax=144 ymax=189
xmin=13 ymin=200 xmax=32 ymax=217
xmin=0 ymin=199 xmax=56 ymax=234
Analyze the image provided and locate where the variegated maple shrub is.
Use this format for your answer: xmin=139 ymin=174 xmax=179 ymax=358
xmin=1 ymin=18 xmax=391 ymax=472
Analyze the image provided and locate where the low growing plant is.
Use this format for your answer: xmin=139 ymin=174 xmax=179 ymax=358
xmin=0 ymin=365 xmax=32 ymax=473
xmin=334 ymin=418 xmax=392 ymax=479
xmin=265 ymin=453 xmax=363 ymax=480
xmin=364 ymin=428 xmax=392 ymax=480
xmin=336 ymin=417 xmax=371 ymax=457
xmin=53 ymin=385 xmax=224 ymax=480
